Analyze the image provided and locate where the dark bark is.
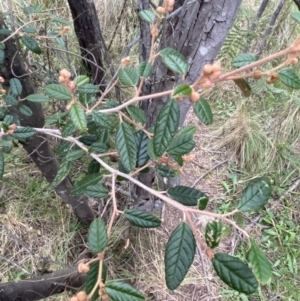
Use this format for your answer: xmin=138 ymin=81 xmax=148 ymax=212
xmin=67 ymin=0 xmax=106 ymax=87
xmin=293 ymin=0 xmax=300 ymax=10
xmin=255 ymin=0 xmax=287 ymax=58
xmin=0 ymin=16 xmax=94 ymax=225
xmin=0 ymin=267 xmax=85 ymax=301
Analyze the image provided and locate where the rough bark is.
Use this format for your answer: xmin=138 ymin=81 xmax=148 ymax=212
xmin=0 ymin=17 xmax=94 ymax=225
xmin=135 ymin=0 xmax=242 ymax=205
xmin=67 ymin=0 xmax=106 ymax=87
xmin=0 ymin=267 xmax=85 ymax=301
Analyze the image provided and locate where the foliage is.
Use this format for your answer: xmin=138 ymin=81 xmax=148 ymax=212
xmin=1 ymin=2 xmax=300 ymax=301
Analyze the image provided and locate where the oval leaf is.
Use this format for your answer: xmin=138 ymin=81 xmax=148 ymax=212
xmin=71 ymin=173 xmax=103 ymax=196
xmin=165 ymin=222 xmax=196 ymax=290
xmin=50 ymin=159 xmax=72 ymax=188
xmin=238 ymin=177 xmax=271 ymax=212
xmin=246 ymin=238 xmax=272 ymax=284
xmin=167 ymin=132 xmax=195 ymax=156
xmin=291 ymin=11 xmax=300 ymax=23
xmin=116 ymin=123 xmax=137 ymax=172
xmin=92 ymin=111 xmax=114 ymax=129
xmin=153 ymin=99 xmax=179 ymax=157
xmin=139 ymin=10 xmax=156 ymax=23
xmin=74 ymin=75 xmax=90 ymax=87
xmin=78 ymin=83 xmax=100 ymax=94
xmin=70 ymin=103 xmax=87 ymax=131
xmin=278 ymin=68 xmax=300 ymax=89
xmin=9 ymin=78 xmax=22 ymax=96
xmin=138 ymin=61 xmax=152 ymax=77
xmin=65 ymin=149 xmax=85 ymax=161
xmin=193 ymin=98 xmax=213 ymax=125
xmin=127 ymin=106 xmax=146 ymax=124
xmin=90 ymin=142 xmax=109 ymax=154
xmin=135 ymin=130 xmax=149 ymax=167
xmin=172 ymin=83 xmax=192 ymax=98
xmin=11 ymin=127 xmax=36 ymax=141
xmin=212 ymin=253 xmax=258 ymax=295
xmin=160 ymin=48 xmax=188 ymax=75
xmin=118 ymin=67 xmax=139 ymax=86
xmin=231 ymin=53 xmax=256 ymax=68
xmin=21 ymin=35 xmax=42 ymax=54
xmin=105 ymin=281 xmax=145 ymax=301
xmin=167 ymin=185 xmax=208 ymax=206
xmin=18 ymin=104 xmax=32 ymax=116
xmin=26 ymin=94 xmax=50 ymax=103
xmin=88 ymin=218 xmax=108 ymax=254
xmin=45 ymin=84 xmax=72 ymax=100
xmin=85 ymin=185 xmax=108 ymax=198
xmin=124 ymin=209 xmax=161 ymax=228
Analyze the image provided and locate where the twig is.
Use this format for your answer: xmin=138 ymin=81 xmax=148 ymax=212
xmin=192 ymin=160 xmax=228 ymax=188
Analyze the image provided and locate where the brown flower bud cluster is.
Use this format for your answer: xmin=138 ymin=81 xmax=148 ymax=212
xmin=195 ymin=63 xmax=222 ymax=89
xmin=58 ymin=26 xmax=69 ymax=35
xmin=156 ymin=0 xmax=175 ymax=15
xmin=78 ymin=262 xmax=90 ymax=273
xmin=69 ymin=291 xmax=88 ymax=301
xmin=58 ymin=69 xmax=76 ymax=93
xmin=0 ymin=77 xmax=5 ymax=95
xmin=121 ymin=56 xmax=131 ymax=68
xmin=158 ymin=155 xmax=182 ymax=173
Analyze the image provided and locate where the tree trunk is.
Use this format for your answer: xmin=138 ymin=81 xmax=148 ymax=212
xmin=0 ymin=17 xmax=94 ymax=225
xmin=0 ymin=267 xmax=85 ymax=301
xmin=135 ymin=0 xmax=242 ymax=206
xmin=67 ymin=0 xmax=106 ymax=87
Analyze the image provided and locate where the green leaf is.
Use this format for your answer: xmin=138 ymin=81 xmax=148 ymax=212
xmin=45 ymin=84 xmax=72 ymax=100
xmin=278 ymin=68 xmax=300 ymax=89
xmin=70 ymin=103 xmax=87 ymax=131
xmin=26 ymin=94 xmax=50 ymax=103
xmin=18 ymin=104 xmax=32 ymax=116
xmin=88 ymin=218 xmax=108 ymax=254
xmin=246 ymin=238 xmax=272 ymax=284
xmin=147 ymin=139 xmax=158 ymax=160
xmin=138 ymin=61 xmax=152 ymax=77
xmin=65 ymin=149 xmax=85 ymax=161
xmin=124 ymin=209 xmax=161 ymax=228
xmin=45 ymin=112 xmax=68 ymax=125
xmin=92 ymin=111 xmax=114 ymax=130
xmin=172 ymin=84 xmax=192 ymax=98
xmin=205 ymin=221 xmax=222 ymax=249
xmin=0 ymin=49 xmax=4 ymax=65
xmin=291 ymin=11 xmax=300 ymax=23
xmin=11 ymin=127 xmax=36 ymax=141
xmin=116 ymin=123 xmax=137 ymax=172
xmin=198 ymin=197 xmax=209 ymax=210
xmin=88 ymin=159 xmax=100 ymax=174
xmin=165 ymin=222 xmax=196 ymax=290
xmin=167 ymin=132 xmax=195 ymax=156
xmin=85 ymin=261 xmax=100 ymax=300
xmin=61 ymin=119 xmax=76 ymax=137
xmin=50 ymin=159 xmax=72 ymax=188
xmin=0 ymin=29 xmax=11 ymax=35
xmin=3 ymin=115 xmax=13 ymax=125
xmin=105 ymin=281 xmax=145 ymax=301
xmin=157 ymin=164 xmax=178 ymax=178
xmin=135 ymin=130 xmax=150 ymax=167
xmin=233 ymin=79 xmax=252 ymax=97
xmin=74 ymin=75 xmax=90 ymax=87
xmin=21 ymin=26 xmax=36 ymax=33
xmin=0 ymin=152 xmax=4 ymax=180
xmin=79 ymin=135 xmax=97 ymax=146
xmin=10 ymin=78 xmax=22 ymax=96
xmin=167 ymin=185 xmax=208 ymax=206
xmin=3 ymin=95 xmax=18 ymax=106
xmin=90 ymin=142 xmax=109 ymax=154
xmin=85 ymin=185 xmax=108 ymax=198
xmin=0 ymin=42 xmax=5 ymax=50
xmin=193 ymin=98 xmax=213 ymax=125
xmin=51 ymin=16 xmax=70 ymax=25
xmin=71 ymin=173 xmax=103 ymax=196
xmin=127 ymin=106 xmax=146 ymax=124
xmin=138 ymin=10 xmax=156 ymax=23
xmin=238 ymin=177 xmax=272 ymax=212
xmin=153 ymin=99 xmax=179 ymax=157
xmin=118 ymin=67 xmax=139 ymax=86
xmin=231 ymin=53 xmax=256 ymax=68
xmin=160 ymin=48 xmax=188 ymax=75
xmin=212 ymin=253 xmax=258 ymax=295
xmin=78 ymin=83 xmax=100 ymax=94
xmin=21 ymin=36 xmax=42 ymax=54
xmin=23 ymin=4 xmax=44 ymax=14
